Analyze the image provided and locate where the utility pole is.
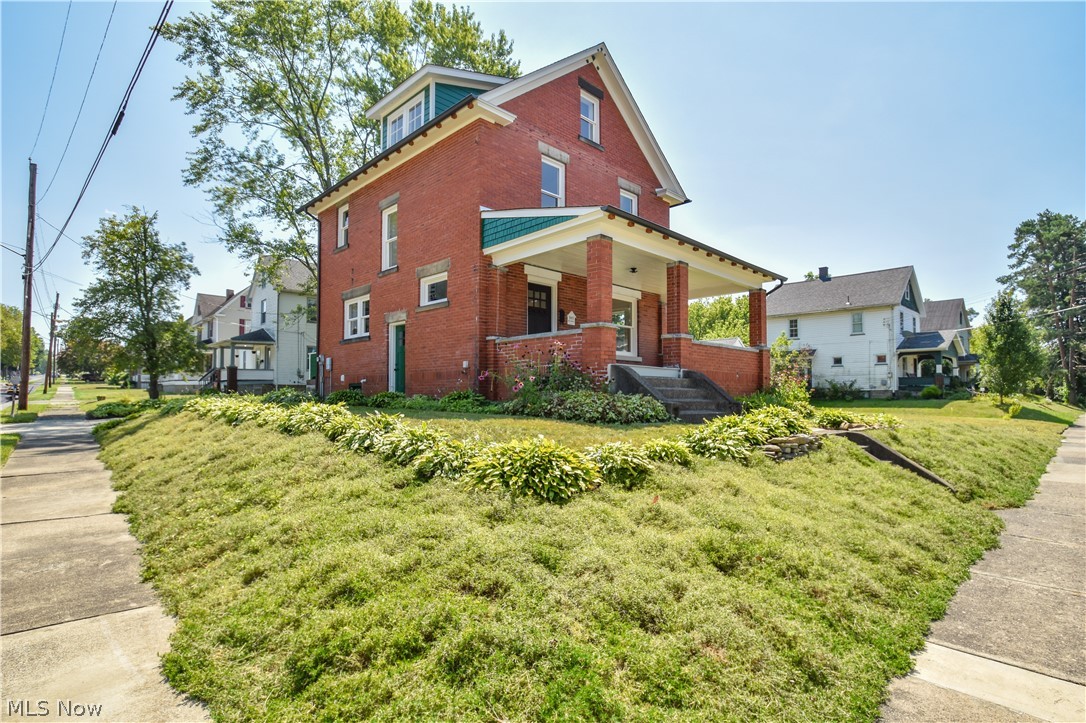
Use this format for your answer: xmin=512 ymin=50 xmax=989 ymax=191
xmin=44 ymin=293 xmax=59 ymax=393
xmin=18 ymin=160 xmax=37 ymax=411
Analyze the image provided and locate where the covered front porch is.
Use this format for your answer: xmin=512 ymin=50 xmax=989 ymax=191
xmin=206 ymin=329 xmax=277 ymax=392
xmin=481 ymin=206 xmax=784 ymax=398
xmin=897 ymin=330 xmax=969 ymax=392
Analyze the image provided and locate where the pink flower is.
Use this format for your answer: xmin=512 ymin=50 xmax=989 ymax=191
xmin=528 ymin=376 xmax=536 ymax=382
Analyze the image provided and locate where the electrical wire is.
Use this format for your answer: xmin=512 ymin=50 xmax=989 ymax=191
xmin=33 ymin=0 xmax=173 ymax=273
xmin=29 ymin=0 xmax=73 ymax=157
xmin=40 ymin=1 xmax=118 ymax=201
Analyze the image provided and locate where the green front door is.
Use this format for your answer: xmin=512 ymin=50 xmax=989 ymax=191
xmin=392 ymin=324 xmax=406 ymax=393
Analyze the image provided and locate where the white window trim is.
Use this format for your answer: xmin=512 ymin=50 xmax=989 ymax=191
xmin=904 ymin=284 xmax=912 ymax=301
xmin=612 ymin=287 xmax=640 ymax=359
xmin=851 ymin=311 xmax=864 ymax=335
xmin=580 ymin=91 xmax=600 ymax=143
xmin=525 ymin=265 xmax=560 ymax=334
xmin=384 ymin=91 xmax=425 ymax=147
xmin=344 ymin=296 xmax=370 ymax=339
xmin=337 ymin=204 xmax=349 ymax=248
xmin=619 ymin=189 xmax=638 ymax=215
xmin=541 ymin=157 xmax=565 ymax=208
xmin=420 ymin=272 xmax=448 ymax=306
xmin=788 ymin=319 xmax=799 ymax=339
xmin=382 ymin=204 xmax=398 ymax=270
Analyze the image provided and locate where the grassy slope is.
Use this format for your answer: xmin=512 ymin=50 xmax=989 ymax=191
xmin=1 ymin=433 xmax=18 ymax=465
xmin=71 ymin=383 xmax=150 ymax=412
xmin=97 ymin=405 xmax=1060 ymax=722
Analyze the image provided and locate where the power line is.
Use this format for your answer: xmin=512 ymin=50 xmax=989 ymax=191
xmin=33 ymin=0 xmax=173 ymax=273
xmin=40 ymin=1 xmax=118 ymax=201
xmin=29 ymin=0 xmax=73 ymax=157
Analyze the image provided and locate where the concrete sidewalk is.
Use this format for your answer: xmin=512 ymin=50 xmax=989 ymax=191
xmin=1 ymin=387 xmax=207 ymax=722
xmin=882 ymin=415 xmax=1086 ymax=722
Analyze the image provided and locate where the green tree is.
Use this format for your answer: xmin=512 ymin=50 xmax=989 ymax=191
xmin=72 ymin=209 xmax=202 ymax=399
xmin=56 ymin=317 xmax=123 ymax=380
xmin=997 ymin=210 xmax=1085 ymax=404
xmin=164 ymin=0 xmax=518 ymax=284
xmin=976 ymin=290 xmax=1044 ymax=404
xmin=1 ymin=304 xmax=44 ymax=375
xmin=689 ymin=295 xmax=750 ymax=343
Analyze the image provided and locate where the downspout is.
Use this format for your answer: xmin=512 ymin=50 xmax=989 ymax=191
xmin=304 ymin=208 xmax=322 ymax=398
xmin=765 ymin=279 xmax=785 ymax=296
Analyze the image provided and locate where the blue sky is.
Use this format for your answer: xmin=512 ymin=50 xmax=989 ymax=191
xmin=3 ymin=1 xmax=1083 ymax=343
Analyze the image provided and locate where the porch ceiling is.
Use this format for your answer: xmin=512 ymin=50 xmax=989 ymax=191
xmin=482 ymin=207 xmax=783 ymax=299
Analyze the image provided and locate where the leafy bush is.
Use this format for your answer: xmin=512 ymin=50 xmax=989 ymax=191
xmin=640 ymin=438 xmax=695 ymax=467
xmin=919 ymin=385 xmax=943 ymax=399
xmin=365 ymin=391 xmax=406 ymax=408
xmin=86 ymin=398 xmax=164 ymax=419
xmin=403 ymin=394 xmax=441 ymax=410
xmin=275 ymin=402 xmax=352 ymax=435
xmin=373 ymin=423 xmax=451 ymax=465
xmin=744 ymin=405 xmax=810 ymax=439
xmin=813 ymin=379 xmax=861 ymax=401
xmin=323 ymin=389 xmax=366 ymax=406
xmin=262 ymin=388 xmax=315 ymax=406
xmin=543 ymin=390 xmax=670 ymax=424
xmin=334 ymin=412 xmax=404 ymax=454
xmin=1004 ymin=400 xmax=1023 ymax=419
xmin=814 ymin=409 xmax=854 ymax=430
xmin=464 ymin=437 xmax=599 ymax=503
xmin=944 ymin=389 xmax=973 ymax=401
xmin=586 ymin=442 xmax=654 ymax=489
xmin=437 ymin=390 xmax=496 ymax=414
xmin=412 ymin=438 xmax=480 ymax=481
xmin=323 ymin=414 xmax=364 ymax=442
xmin=682 ymin=423 xmax=752 ymax=463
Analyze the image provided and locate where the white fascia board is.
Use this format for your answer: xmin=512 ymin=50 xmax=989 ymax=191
xmin=366 ymin=66 xmax=511 ymax=120
xmin=909 ymin=267 xmax=926 ymax=317
xmin=481 ymin=206 xmax=598 ymax=219
xmin=481 ymin=44 xmax=605 ymax=105
xmin=308 ymin=102 xmax=516 ymax=216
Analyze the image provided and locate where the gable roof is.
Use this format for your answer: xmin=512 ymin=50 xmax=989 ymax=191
xmin=897 ymin=330 xmax=963 ymax=355
xmin=479 ymin=43 xmax=687 ymax=206
xmin=921 ymin=299 xmax=968 ymax=332
xmin=766 ymin=266 xmax=921 ymax=317
xmin=192 ymin=293 xmax=226 ymax=321
xmin=254 ymin=257 xmax=315 ymax=294
xmin=365 ymin=66 xmax=511 ymax=121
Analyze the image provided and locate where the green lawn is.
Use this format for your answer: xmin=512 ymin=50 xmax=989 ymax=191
xmin=1 ymin=433 xmax=18 ymax=465
xmin=93 ymin=395 xmax=1079 ymax=721
xmin=1 ymin=411 xmax=38 ymax=424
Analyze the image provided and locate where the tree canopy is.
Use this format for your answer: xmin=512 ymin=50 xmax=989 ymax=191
xmin=975 ymin=290 xmax=1044 ymax=404
xmin=1 ymin=304 xmax=45 ymax=374
xmin=997 ymin=210 xmax=1085 ymax=404
xmin=163 ymin=0 xmax=519 ymax=283
xmin=689 ymin=295 xmax=750 ymax=344
xmin=72 ymin=208 xmax=202 ymax=398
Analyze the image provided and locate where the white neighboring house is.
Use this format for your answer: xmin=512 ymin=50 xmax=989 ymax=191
xmin=207 ymin=259 xmax=317 ymax=391
xmin=766 ymin=266 xmax=928 ymax=396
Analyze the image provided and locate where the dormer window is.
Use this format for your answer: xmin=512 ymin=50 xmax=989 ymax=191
xmin=580 ymin=92 xmax=599 ymax=143
xmin=386 ymin=92 xmax=425 ymax=147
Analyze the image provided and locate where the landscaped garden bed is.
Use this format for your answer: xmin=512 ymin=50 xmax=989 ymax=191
xmin=91 ymin=393 xmax=1078 ymax=720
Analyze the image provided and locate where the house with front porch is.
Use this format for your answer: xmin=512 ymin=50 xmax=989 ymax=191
xmin=301 ymin=43 xmax=784 ymax=407
xmin=204 ymin=259 xmax=317 ymax=392
xmin=766 ymin=266 xmax=974 ymax=396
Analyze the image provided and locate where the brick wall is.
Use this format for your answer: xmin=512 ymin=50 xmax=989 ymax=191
xmin=662 ymin=337 xmax=769 ymax=397
xmin=484 ymin=331 xmax=585 ymax=399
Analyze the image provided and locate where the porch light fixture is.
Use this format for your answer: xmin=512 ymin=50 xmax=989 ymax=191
xmin=629 ymin=267 xmax=638 ymax=274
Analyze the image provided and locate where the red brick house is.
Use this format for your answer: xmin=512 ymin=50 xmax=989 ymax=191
xmin=301 ymin=43 xmax=784 ymax=407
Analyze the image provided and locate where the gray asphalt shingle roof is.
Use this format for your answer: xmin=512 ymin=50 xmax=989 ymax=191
xmin=920 ymin=299 xmax=967 ymax=332
xmin=897 ymin=330 xmax=956 ymax=352
xmin=766 ymin=266 xmax=915 ymax=317
xmin=193 ymin=293 xmax=227 ymax=320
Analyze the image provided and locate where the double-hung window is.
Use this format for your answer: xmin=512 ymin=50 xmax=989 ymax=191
xmin=260 ymin=299 xmax=267 ymax=325
xmin=382 ymin=205 xmax=398 ymax=270
xmin=851 ymin=312 xmax=863 ymax=334
xmin=306 ymin=298 xmax=317 ymax=323
xmin=619 ymin=189 xmax=638 ymax=215
xmin=788 ymin=319 xmax=799 ymax=339
xmin=420 ymin=272 xmax=448 ymax=306
xmin=541 ymin=158 xmax=565 ymax=208
xmin=386 ymin=93 xmax=424 ymax=147
xmin=580 ymin=92 xmax=599 ymax=143
xmin=344 ymin=296 xmax=370 ymax=339
xmin=337 ymin=205 xmax=349 ymax=247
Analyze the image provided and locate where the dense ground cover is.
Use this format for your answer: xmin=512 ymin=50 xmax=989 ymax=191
xmin=71 ymin=382 xmax=151 ymax=412
xmin=1 ymin=433 xmax=18 ymax=465
xmin=94 ymin=392 xmax=1078 ymax=721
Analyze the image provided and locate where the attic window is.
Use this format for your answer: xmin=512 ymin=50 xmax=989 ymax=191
xmin=541 ymin=158 xmax=565 ymax=208
xmin=619 ymin=189 xmax=638 ymax=215
xmin=386 ymin=92 xmax=425 ymax=147
xmin=904 ymin=284 xmax=912 ymax=301
xmin=580 ymin=92 xmax=599 ymax=143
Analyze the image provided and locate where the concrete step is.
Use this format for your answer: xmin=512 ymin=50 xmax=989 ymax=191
xmin=677 ymin=409 xmax=727 ymax=423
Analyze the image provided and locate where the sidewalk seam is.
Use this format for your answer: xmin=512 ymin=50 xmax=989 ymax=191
xmin=1 ymin=604 xmax=152 ymax=637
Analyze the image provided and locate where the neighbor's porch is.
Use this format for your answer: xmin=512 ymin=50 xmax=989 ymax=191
xmin=480 ymin=206 xmax=783 ymax=398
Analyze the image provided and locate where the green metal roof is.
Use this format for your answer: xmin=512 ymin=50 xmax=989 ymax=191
xmin=481 ymin=215 xmax=576 ymax=249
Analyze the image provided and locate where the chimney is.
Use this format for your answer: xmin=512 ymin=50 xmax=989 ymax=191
xmin=818 ymin=267 xmax=830 ymax=282
xmin=225 ymin=289 xmax=235 ymax=299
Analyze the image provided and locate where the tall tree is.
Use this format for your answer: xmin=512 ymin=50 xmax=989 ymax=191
xmin=689 ymin=295 xmax=750 ymax=343
xmin=164 ymin=0 xmax=518 ymax=284
xmin=975 ymin=290 xmax=1044 ymax=404
xmin=56 ymin=317 xmax=123 ymax=380
xmin=998 ymin=210 xmax=1086 ymax=404
xmin=1 ymin=304 xmax=44 ymax=376
xmin=73 ymin=209 xmax=202 ymax=399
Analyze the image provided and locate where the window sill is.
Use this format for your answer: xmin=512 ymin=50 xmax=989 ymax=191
xmin=616 ymin=353 xmax=643 ymax=363
xmin=340 ymin=335 xmax=371 ymax=345
xmin=333 ymin=244 xmax=349 ymax=254
xmin=416 ymin=300 xmax=449 ymax=312
xmin=578 ymin=135 xmax=604 ymax=152
xmin=850 ymin=332 xmax=865 ymax=336
xmin=378 ymin=266 xmax=399 ymax=278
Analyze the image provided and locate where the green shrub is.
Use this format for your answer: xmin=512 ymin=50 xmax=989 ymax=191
xmin=323 ymin=414 xmax=363 ymax=442
xmin=334 ymin=412 xmax=404 ymax=454
xmin=86 ymin=399 xmax=163 ymax=419
xmin=813 ymin=379 xmax=861 ymax=401
xmin=365 ymin=391 xmax=406 ymax=408
xmin=323 ymin=389 xmax=366 ymax=406
xmin=586 ymin=442 xmax=654 ymax=489
xmin=543 ymin=390 xmax=670 ymax=424
xmin=403 ymin=394 xmax=441 ymax=410
xmin=373 ymin=422 xmax=451 ymax=465
xmin=640 ymin=438 xmax=695 ymax=467
xmin=919 ymin=385 xmax=943 ymax=399
xmin=412 ymin=438 xmax=480 ymax=480
xmin=682 ymin=423 xmax=752 ymax=463
xmin=276 ymin=402 xmax=352 ymax=435
xmin=945 ymin=389 xmax=972 ymax=401
xmin=437 ymin=390 xmax=496 ymax=413
xmin=1004 ymin=401 xmax=1023 ymax=419
xmin=262 ymin=388 xmax=315 ymax=406
xmin=814 ymin=409 xmax=854 ymax=429
xmin=744 ymin=405 xmax=810 ymax=438
xmin=464 ymin=437 xmax=599 ymax=502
